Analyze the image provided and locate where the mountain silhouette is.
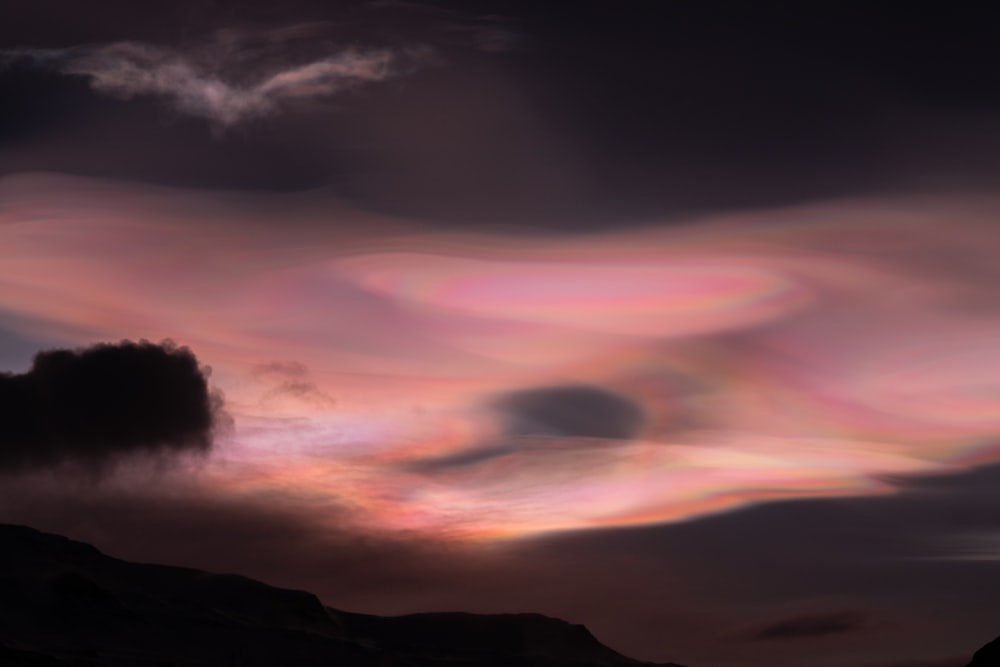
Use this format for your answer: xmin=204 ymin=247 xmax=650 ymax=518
xmin=968 ymin=634 xmax=1000 ymax=666
xmin=0 ymin=523 xmax=686 ymax=666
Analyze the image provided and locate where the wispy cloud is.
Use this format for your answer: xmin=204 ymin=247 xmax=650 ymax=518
xmin=4 ymin=34 xmax=406 ymax=125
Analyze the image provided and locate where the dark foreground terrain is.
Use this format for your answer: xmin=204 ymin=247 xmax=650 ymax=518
xmin=1 ymin=523 xmax=997 ymax=667
xmin=0 ymin=524 xmax=685 ymax=666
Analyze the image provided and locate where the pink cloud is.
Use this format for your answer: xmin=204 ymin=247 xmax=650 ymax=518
xmin=2 ymin=173 xmax=1000 ymax=541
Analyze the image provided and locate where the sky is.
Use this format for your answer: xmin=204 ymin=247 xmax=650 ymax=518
xmin=2 ymin=2 xmax=1000 ymax=666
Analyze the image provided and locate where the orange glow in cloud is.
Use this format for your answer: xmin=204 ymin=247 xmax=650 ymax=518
xmin=2 ymin=173 xmax=1000 ymax=540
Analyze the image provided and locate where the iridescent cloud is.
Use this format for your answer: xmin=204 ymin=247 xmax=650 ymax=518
xmin=2 ymin=173 xmax=999 ymax=540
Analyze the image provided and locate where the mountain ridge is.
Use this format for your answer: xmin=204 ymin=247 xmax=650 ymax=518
xmin=3 ymin=522 xmax=997 ymax=667
xmin=0 ymin=523 xmax=686 ymax=667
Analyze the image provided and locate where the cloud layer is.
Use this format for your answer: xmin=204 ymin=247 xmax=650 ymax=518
xmin=1 ymin=174 xmax=1000 ymax=541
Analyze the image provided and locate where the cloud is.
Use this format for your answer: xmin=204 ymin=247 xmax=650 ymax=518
xmin=3 ymin=34 xmax=402 ymax=126
xmin=493 ymin=385 xmax=647 ymax=440
xmin=0 ymin=339 xmax=224 ymax=474
xmin=251 ymin=360 xmax=336 ymax=411
xmin=405 ymin=384 xmax=648 ymax=473
xmin=752 ymin=611 xmax=864 ymax=640
xmin=5 ymin=175 xmax=1000 ymax=540
xmin=71 ymin=42 xmax=393 ymax=125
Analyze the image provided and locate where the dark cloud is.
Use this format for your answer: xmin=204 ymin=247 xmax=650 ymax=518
xmin=408 ymin=384 xmax=648 ymax=475
xmin=752 ymin=611 xmax=864 ymax=641
xmin=493 ymin=385 xmax=646 ymax=440
xmin=0 ymin=339 xmax=224 ymax=473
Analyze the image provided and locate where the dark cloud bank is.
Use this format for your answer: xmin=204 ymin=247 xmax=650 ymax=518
xmin=0 ymin=339 xmax=224 ymax=473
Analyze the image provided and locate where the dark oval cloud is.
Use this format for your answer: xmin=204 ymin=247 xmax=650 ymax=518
xmin=752 ymin=611 xmax=864 ymax=641
xmin=493 ymin=385 xmax=645 ymax=441
xmin=0 ymin=339 xmax=224 ymax=473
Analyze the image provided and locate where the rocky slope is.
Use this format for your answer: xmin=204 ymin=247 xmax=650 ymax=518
xmin=0 ymin=524 xmax=686 ymax=667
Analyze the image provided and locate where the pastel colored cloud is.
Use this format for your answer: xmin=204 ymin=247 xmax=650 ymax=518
xmin=2 ymin=173 xmax=999 ymax=540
